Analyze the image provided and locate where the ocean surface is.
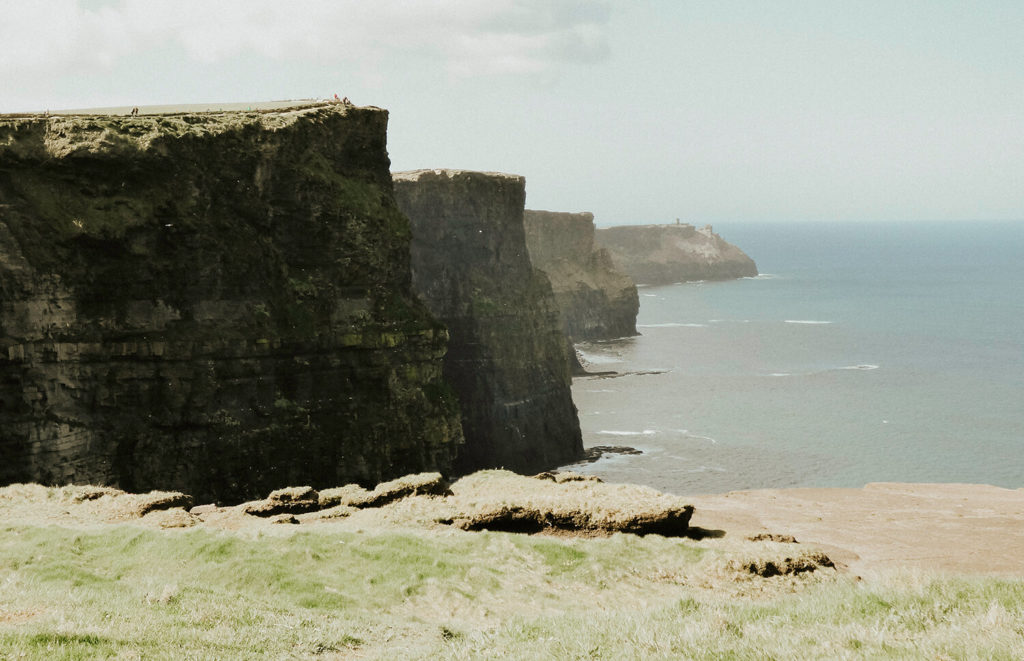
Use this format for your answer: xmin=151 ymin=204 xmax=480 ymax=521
xmin=565 ymin=221 xmax=1024 ymax=495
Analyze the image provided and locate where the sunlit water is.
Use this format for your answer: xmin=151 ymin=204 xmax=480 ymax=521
xmin=564 ymin=221 xmax=1024 ymax=495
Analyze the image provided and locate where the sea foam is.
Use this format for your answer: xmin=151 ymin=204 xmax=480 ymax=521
xmin=637 ymin=323 xmax=707 ymax=328
xmin=596 ymin=429 xmax=658 ymax=436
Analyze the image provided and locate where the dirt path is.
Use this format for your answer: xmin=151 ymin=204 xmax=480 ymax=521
xmin=687 ymin=482 xmax=1024 ymax=577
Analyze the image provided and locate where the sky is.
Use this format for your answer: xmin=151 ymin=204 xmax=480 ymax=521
xmin=2 ymin=0 xmax=1023 ymax=225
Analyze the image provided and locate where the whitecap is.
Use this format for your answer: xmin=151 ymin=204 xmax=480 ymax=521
xmin=767 ymin=372 xmax=791 ymax=377
xmin=784 ymin=320 xmax=833 ymax=325
xmin=575 ymin=350 xmax=622 ymax=365
xmin=636 ymin=323 xmax=707 ymax=328
xmin=669 ymin=429 xmax=717 ymax=444
xmin=742 ymin=273 xmax=778 ymax=280
xmin=839 ymin=364 xmax=879 ymax=371
xmin=596 ymin=430 xmax=657 ymax=436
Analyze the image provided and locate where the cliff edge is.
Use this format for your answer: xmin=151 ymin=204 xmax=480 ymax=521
xmin=595 ymin=223 xmax=757 ymax=286
xmin=523 ymin=210 xmax=638 ymax=341
xmin=0 ymin=104 xmax=463 ymax=503
xmin=393 ymin=170 xmax=583 ymax=474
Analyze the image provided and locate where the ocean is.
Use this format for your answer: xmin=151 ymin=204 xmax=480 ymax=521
xmin=566 ymin=221 xmax=1024 ymax=495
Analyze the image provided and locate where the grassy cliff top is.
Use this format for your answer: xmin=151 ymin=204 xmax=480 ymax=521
xmin=392 ymin=168 xmax=525 ymax=183
xmin=0 ymin=101 xmax=379 ymax=161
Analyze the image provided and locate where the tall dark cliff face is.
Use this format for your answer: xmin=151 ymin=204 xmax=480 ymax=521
xmin=0 ymin=105 xmax=463 ymax=503
xmin=392 ymin=170 xmax=583 ymax=474
xmin=523 ymin=210 xmax=638 ymax=341
xmin=596 ymin=224 xmax=757 ymax=286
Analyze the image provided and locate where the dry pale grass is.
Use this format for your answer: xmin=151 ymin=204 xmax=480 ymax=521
xmin=6 ymin=474 xmax=1019 ymax=659
xmin=319 ymin=471 xmax=451 ymax=509
xmin=434 ymin=470 xmax=694 ymax=535
xmin=0 ymin=483 xmax=193 ymax=527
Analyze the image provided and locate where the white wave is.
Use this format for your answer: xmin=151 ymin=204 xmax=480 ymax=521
xmin=784 ymin=319 xmax=833 ymax=325
xmin=582 ymin=389 xmax=616 ymax=393
xmin=668 ymin=429 xmax=717 ymax=444
xmin=596 ymin=429 xmax=658 ymax=436
xmin=742 ymin=273 xmax=778 ymax=280
xmin=709 ymin=319 xmax=751 ymax=324
xmin=767 ymin=372 xmax=791 ymax=377
xmin=641 ymin=293 xmax=660 ymax=297
xmin=636 ymin=323 xmax=707 ymax=328
xmin=839 ymin=364 xmax=879 ymax=371
xmin=575 ymin=350 xmax=622 ymax=365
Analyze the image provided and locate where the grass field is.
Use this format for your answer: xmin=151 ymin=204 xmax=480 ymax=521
xmin=2 ymin=519 xmax=1023 ymax=660
xmin=1 ymin=475 xmax=1022 ymax=659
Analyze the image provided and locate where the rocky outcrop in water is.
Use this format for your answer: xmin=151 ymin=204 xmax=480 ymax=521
xmin=523 ymin=210 xmax=638 ymax=341
xmin=595 ymin=223 xmax=757 ymax=285
xmin=393 ymin=170 xmax=583 ymax=474
xmin=0 ymin=104 xmax=463 ymax=503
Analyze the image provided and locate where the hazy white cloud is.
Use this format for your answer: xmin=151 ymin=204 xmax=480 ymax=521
xmin=0 ymin=0 xmax=610 ymax=79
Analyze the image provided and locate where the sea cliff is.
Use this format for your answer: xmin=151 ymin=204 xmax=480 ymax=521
xmin=393 ymin=170 xmax=583 ymax=473
xmin=523 ymin=210 xmax=638 ymax=341
xmin=596 ymin=223 xmax=757 ymax=285
xmin=0 ymin=104 xmax=463 ymax=502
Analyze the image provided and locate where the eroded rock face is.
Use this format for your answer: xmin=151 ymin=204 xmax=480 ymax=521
xmin=392 ymin=170 xmax=583 ymax=474
xmin=523 ymin=210 xmax=638 ymax=341
xmin=595 ymin=223 xmax=757 ymax=286
xmin=0 ymin=104 xmax=463 ymax=503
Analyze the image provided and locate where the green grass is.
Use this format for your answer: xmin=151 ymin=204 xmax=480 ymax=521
xmin=0 ymin=524 xmax=1022 ymax=659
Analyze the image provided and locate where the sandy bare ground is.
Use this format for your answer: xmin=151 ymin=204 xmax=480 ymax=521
xmin=688 ymin=482 xmax=1024 ymax=577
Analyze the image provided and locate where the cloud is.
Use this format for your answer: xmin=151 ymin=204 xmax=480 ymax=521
xmin=0 ymin=0 xmax=611 ymax=79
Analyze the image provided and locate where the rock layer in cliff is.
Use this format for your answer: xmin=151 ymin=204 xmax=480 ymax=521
xmin=595 ymin=223 xmax=757 ymax=286
xmin=392 ymin=170 xmax=583 ymax=474
xmin=0 ymin=104 xmax=463 ymax=503
xmin=523 ymin=210 xmax=638 ymax=341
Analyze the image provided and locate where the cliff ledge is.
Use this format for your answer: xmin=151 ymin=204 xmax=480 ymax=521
xmin=0 ymin=104 xmax=462 ymax=502
xmin=596 ymin=223 xmax=757 ymax=285
xmin=393 ymin=170 xmax=583 ymax=474
xmin=523 ymin=210 xmax=638 ymax=341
